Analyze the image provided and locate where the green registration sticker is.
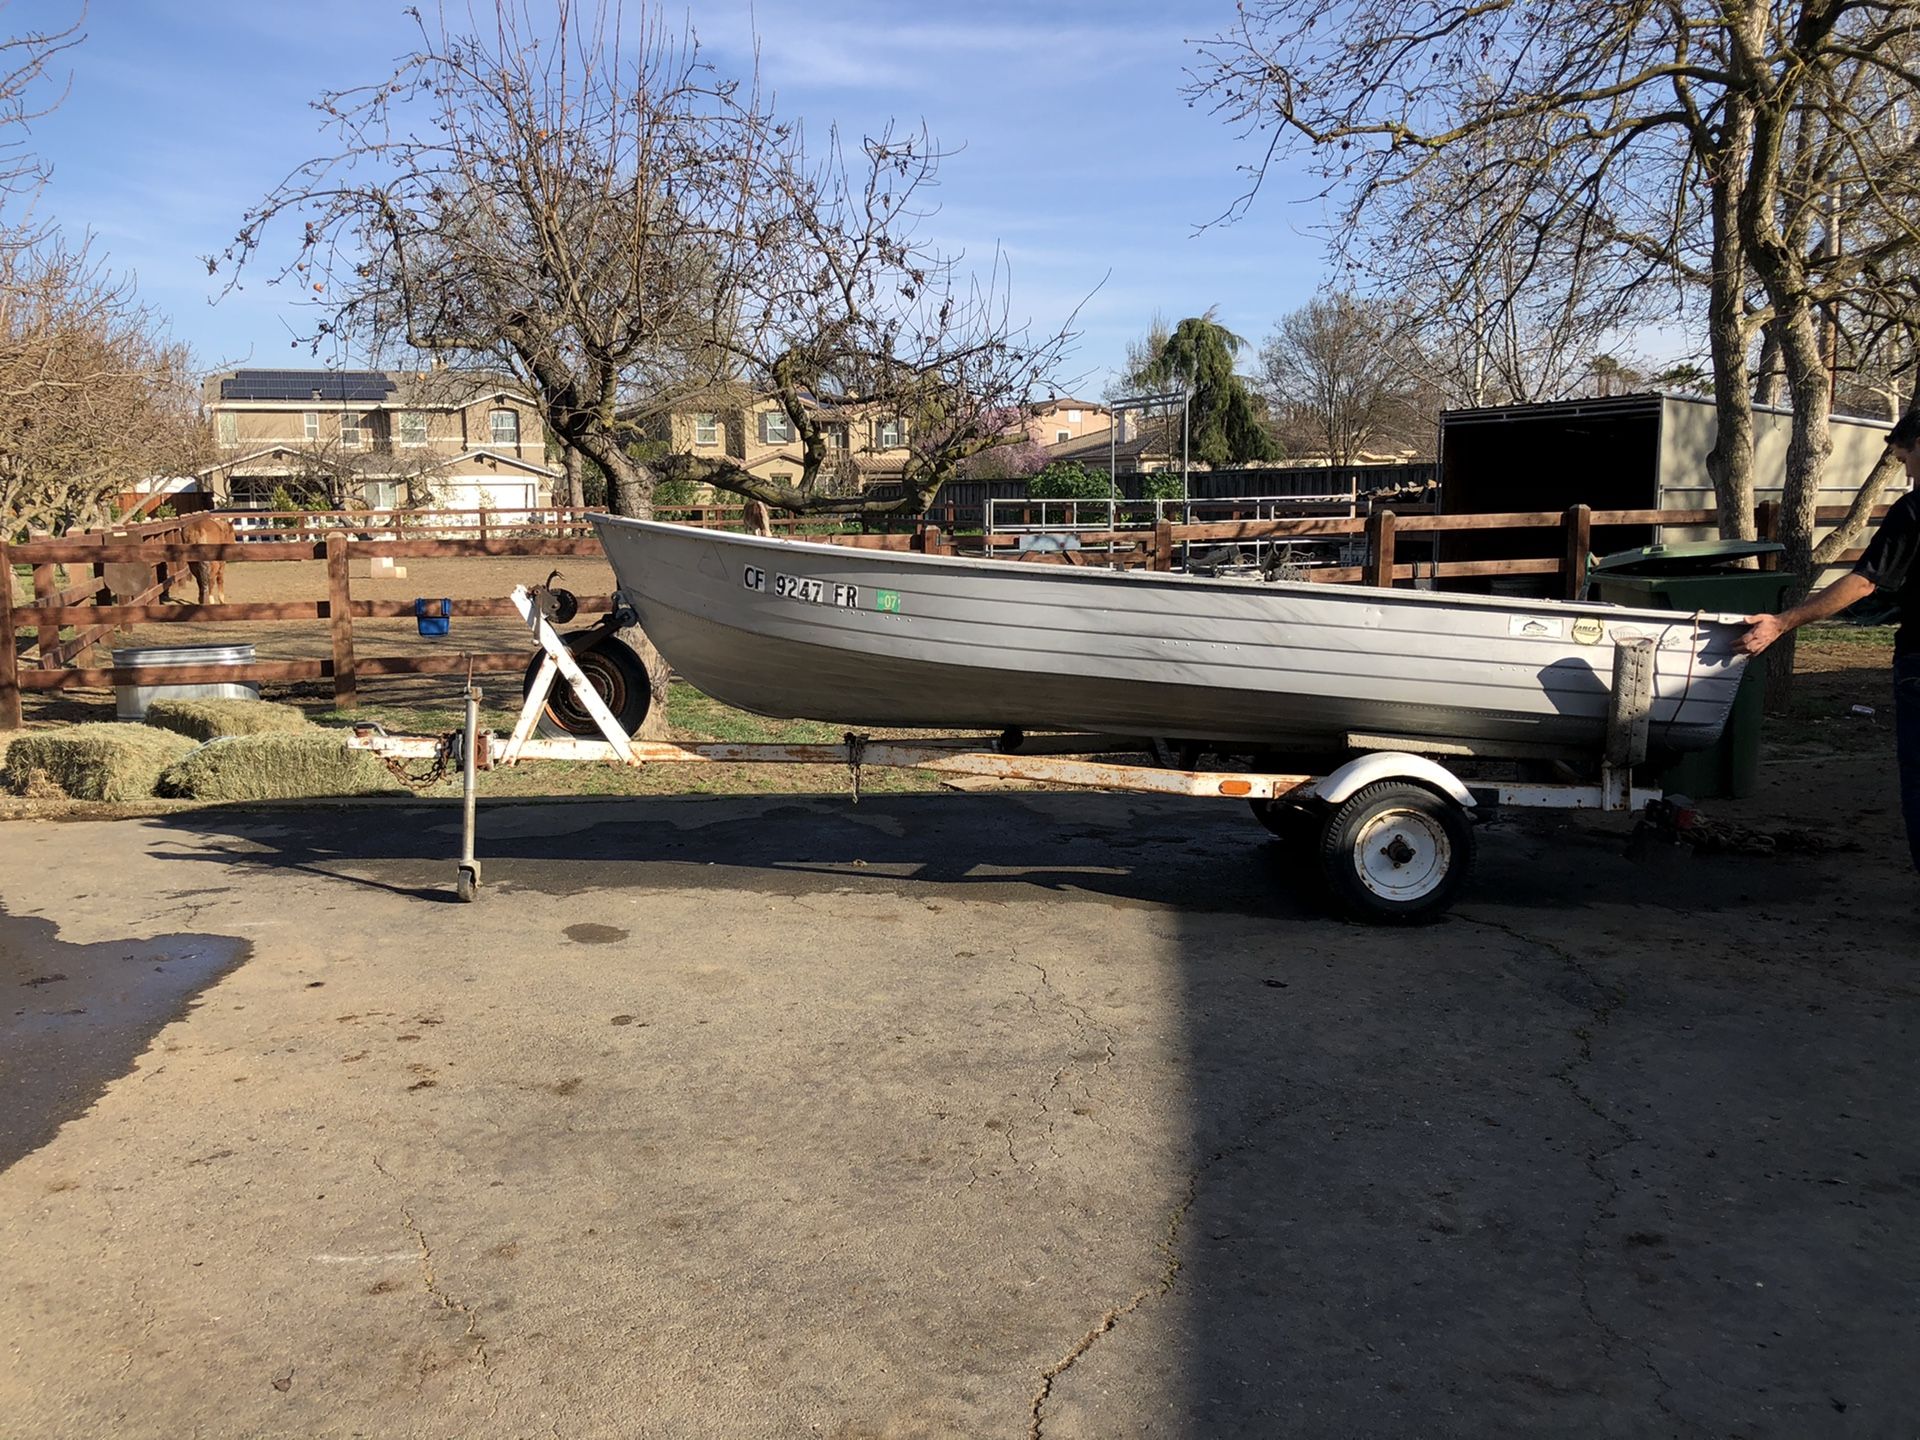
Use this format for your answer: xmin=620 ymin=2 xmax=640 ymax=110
xmin=874 ymin=589 xmax=902 ymax=614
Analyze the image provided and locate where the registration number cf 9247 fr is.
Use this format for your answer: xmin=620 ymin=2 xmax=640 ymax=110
xmin=742 ymin=565 xmax=859 ymax=608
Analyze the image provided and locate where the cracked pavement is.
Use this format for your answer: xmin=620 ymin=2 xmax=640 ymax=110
xmin=1 ymin=766 xmax=1916 ymax=1438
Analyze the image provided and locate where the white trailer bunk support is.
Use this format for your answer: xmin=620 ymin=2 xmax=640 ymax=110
xmin=348 ymin=588 xmax=1667 ymax=922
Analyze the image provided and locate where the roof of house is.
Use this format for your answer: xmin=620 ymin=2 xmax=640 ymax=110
xmin=212 ymin=367 xmax=529 ymax=408
xmin=1044 ymin=417 xmax=1179 ymax=464
xmin=1032 ymin=396 xmax=1108 ymax=415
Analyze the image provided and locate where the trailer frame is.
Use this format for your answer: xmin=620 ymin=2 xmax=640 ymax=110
xmin=346 ymin=586 xmax=1668 ymax=920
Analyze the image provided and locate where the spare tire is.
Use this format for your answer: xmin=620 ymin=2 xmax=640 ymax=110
xmin=521 ymin=632 xmax=652 ymax=739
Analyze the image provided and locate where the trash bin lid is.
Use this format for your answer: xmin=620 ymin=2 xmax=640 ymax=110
xmin=1588 ymin=539 xmax=1785 ymax=574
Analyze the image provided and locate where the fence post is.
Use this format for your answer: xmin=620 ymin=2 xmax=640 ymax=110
xmin=924 ymin=524 xmax=944 ymax=556
xmin=479 ymin=506 xmax=491 ymax=543
xmin=1562 ymin=503 xmax=1593 ymax=600
xmin=30 ymin=542 xmax=58 ymax=667
xmin=1152 ymin=519 xmax=1175 ymax=572
xmin=325 ymin=533 xmax=358 ymax=709
xmin=1365 ymin=509 xmax=1397 ymax=588
xmin=1755 ymin=500 xmax=1780 ymax=568
xmin=0 ymin=540 xmax=20 ymax=729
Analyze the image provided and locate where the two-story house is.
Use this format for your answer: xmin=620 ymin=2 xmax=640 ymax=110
xmin=199 ymin=368 xmax=560 ymax=512
xmin=1021 ymin=397 xmax=1111 ymax=448
xmin=652 ymin=390 xmax=916 ymax=497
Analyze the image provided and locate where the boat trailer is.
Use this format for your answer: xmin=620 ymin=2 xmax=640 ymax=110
xmin=347 ymin=586 xmax=1671 ymax=922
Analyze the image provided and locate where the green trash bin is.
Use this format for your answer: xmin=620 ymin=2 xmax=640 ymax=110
xmin=1587 ymin=540 xmax=1793 ymax=800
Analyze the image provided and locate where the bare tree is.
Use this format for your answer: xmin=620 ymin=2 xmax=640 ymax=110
xmin=213 ymin=1 xmax=1072 ymax=521
xmin=1259 ymin=294 xmax=1424 ymax=466
xmin=0 ymin=238 xmax=207 ymax=537
xmin=1187 ymin=0 xmax=1920 ymax=588
xmin=0 ymin=11 xmax=207 ymax=542
xmin=1344 ymin=125 xmax=1666 ymax=410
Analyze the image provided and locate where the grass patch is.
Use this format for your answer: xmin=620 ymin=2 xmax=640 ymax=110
xmin=158 ymin=732 xmax=407 ymax=801
xmin=1802 ymin=622 xmax=1897 ymax=650
xmin=1 ymin=724 xmax=197 ymax=801
xmin=145 ymin=698 xmax=311 ymax=741
xmin=665 ymin=685 xmax=845 ymax=744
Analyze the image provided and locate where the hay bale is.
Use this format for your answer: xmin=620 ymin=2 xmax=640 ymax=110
xmin=158 ymin=731 xmax=406 ymax=802
xmin=0 ymin=724 xmax=198 ymax=801
xmin=145 ymin=698 xmax=311 ymax=742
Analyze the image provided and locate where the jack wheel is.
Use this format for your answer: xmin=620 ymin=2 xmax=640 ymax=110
xmin=1318 ymin=780 xmax=1473 ymax=923
xmin=456 ymin=867 xmax=479 ymax=903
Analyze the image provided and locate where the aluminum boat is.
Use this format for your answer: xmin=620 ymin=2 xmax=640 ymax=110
xmin=593 ymin=516 xmax=1752 ymax=755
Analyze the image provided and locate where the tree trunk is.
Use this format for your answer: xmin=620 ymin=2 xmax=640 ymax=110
xmin=1704 ymin=106 xmax=1758 ymax=542
xmin=1754 ymin=320 xmax=1786 ymax=408
xmin=617 ymin=622 xmax=673 ymax=741
xmin=563 ymin=447 xmax=586 ymax=509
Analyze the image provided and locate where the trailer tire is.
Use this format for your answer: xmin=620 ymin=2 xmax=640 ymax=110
xmin=1318 ymin=780 xmax=1473 ymax=923
xmin=523 ymin=633 xmax=652 ymax=739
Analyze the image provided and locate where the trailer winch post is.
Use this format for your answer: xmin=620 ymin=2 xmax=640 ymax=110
xmin=457 ymin=685 xmax=481 ymax=901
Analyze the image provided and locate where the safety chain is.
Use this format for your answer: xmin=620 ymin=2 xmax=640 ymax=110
xmin=844 ymin=731 xmax=868 ymax=803
xmin=380 ymin=732 xmax=458 ymax=790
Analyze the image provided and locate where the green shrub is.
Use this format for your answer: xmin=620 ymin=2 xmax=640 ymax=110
xmin=0 ymin=724 xmax=197 ymax=801
xmin=1027 ymin=461 xmax=1115 ymax=500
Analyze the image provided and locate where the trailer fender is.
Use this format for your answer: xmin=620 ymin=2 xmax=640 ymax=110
xmin=1301 ymin=753 xmax=1477 ymax=811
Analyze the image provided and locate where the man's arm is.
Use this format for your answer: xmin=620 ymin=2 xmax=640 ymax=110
xmin=1738 ymin=571 xmax=1876 ymax=655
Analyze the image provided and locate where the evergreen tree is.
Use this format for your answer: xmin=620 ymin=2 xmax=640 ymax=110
xmin=1132 ymin=309 xmax=1276 ymax=467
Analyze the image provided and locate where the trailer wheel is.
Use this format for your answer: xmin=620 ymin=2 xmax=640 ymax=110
xmin=1318 ymin=780 xmax=1473 ymax=923
xmin=523 ymin=633 xmax=652 ymax=739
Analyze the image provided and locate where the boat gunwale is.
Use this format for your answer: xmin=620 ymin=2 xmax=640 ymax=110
xmin=591 ymin=514 xmax=1751 ymax=630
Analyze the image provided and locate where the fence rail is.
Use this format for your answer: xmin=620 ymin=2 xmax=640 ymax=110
xmin=1 ymin=501 xmax=1889 ymax=729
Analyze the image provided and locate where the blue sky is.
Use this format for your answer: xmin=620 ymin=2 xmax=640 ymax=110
xmin=15 ymin=0 xmax=1326 ymax=397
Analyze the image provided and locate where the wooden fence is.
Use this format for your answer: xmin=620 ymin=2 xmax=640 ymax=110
xmin=222 ymin=503 xmax=872 ymax=543
xmin=0 ymin=521 xmax=957 ymax=729
xmin=0 ymin=501 xmax=1885 ymax=730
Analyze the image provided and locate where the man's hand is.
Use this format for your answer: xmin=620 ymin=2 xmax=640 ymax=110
xmin=1738 ymin=613 xmax=1786 ymax=655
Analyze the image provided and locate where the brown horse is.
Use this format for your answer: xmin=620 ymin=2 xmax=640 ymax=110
xmin=164 ymin=513 xmax=237 ymax=604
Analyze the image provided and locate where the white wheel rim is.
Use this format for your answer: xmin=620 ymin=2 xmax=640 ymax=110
xmin=1351 ymin=807 xmax=1452 ymax=902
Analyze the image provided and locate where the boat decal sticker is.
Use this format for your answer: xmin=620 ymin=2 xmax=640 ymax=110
xmin=874 ymin=589 xmax=902 ymax=614
xmin=742 ymin=564 xmax=767 ymax=592
xmin=1509 ymin=615 xmax=1565 ymax=639
xmin=1571 ymin=617 xmax=1605 ymax=645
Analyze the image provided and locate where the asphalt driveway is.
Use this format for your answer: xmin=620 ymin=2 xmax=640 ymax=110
xmin=1 ymin=766 xmax=1915 ymax=1437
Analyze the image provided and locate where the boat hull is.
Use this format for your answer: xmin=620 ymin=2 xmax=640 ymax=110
xmin=593 ymin=517 xmax=1752 ymax=755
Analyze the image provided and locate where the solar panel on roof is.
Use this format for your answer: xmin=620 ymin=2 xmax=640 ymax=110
xmin=219 ymin=369 xmax=396 ymax=402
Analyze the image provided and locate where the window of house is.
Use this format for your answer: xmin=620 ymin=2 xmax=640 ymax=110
xmin=399 ymin=411 xmax=428 ymax=446
xmin=694 ymin=413 xmax=718 ymax=446
xmin=1056 ymin=429 xmax=1072 ymax=444
xmin=876 ymin=418 xmax=905 ymax=448
xmin=1067 ymin=410 xmax=1082 ymax=423
xmin=490 ymin=408 xmax=520 ymax=447
xmin=340 ymin=412 xmax=365 ymax=447
xmin=823 ymin=422 xmax=849 ymax=451
xmin=304 ymin=412 xmax=319 ymax=442
xmin=216 ymin=411 xmax=237 ymax=445
xmin=759 ymin=410 xmax=791 ymax=444
xmin=229 ymin=477 xmax=277 ymax=509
